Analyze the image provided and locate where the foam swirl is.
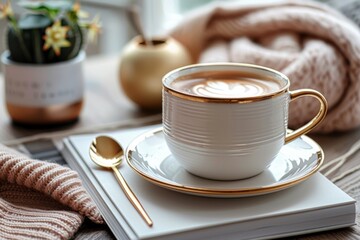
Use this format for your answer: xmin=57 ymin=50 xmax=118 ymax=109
xmin=172 ymin=78 xmax=282 ymax=98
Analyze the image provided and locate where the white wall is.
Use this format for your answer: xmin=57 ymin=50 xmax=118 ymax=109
xmin=81 ymin=0 xmax=136 ymax=56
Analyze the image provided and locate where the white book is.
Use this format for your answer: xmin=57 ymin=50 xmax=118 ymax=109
xmin=62 ymin=124 xmax=356 ymax=240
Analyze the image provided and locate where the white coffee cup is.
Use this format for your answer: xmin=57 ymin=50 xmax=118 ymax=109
xmin=162 ymin=63 xmax=327 ymax=180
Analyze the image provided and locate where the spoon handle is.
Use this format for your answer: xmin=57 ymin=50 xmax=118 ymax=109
xmin=112 ymin=166 xmax=153 ymax=227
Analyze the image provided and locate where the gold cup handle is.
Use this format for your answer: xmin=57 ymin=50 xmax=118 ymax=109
xmin=285 ymin=89 xmax=328 ymax=144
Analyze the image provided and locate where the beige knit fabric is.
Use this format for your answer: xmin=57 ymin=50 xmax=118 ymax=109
xmin=0 ymin=145 xmax=103 ymax=240
xmin=171 ymin=0 xmax=360 ymax=133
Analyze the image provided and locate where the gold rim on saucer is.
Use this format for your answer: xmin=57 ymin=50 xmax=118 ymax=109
xmin=125 ymin=127 xmax=324 ymax=198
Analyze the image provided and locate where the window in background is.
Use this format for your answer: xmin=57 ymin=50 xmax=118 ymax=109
xmin=0 ymin=0 xmax=219 ymax=59
xmin=80 ymin=0 xmax=217 ymax=56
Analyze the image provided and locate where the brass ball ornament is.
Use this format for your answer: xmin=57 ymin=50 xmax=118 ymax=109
xmin=119 ymin=36 xmax=192 ymax=110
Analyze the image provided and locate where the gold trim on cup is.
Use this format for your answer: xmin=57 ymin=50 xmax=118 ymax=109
xmin=162 ymin=62 xmax=290 ymax=103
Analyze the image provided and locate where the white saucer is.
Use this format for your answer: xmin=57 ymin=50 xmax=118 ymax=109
xmin=125 ymin=127 xmax=324 ymax=198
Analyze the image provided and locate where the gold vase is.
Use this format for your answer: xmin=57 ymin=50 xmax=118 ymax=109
xmin=119 ymin=36 xmax=192 ymax=110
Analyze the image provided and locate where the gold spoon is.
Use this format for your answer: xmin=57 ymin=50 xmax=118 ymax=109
xmin=89 ymin=135 xmax=153 ymax=227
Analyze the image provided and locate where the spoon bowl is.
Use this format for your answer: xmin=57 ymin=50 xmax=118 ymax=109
xmin=89 ymin=135 xmax=153 ymax=227
xmin=90 ymin=136 xmax=123 ymax=168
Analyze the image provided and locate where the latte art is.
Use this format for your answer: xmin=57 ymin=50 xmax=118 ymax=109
xmin=171 ymin=77 xmax=283 ymax=98
xmin=192 ymin=79 xmax=277 ymax=98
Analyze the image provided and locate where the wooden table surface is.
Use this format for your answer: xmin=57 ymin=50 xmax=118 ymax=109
xmin=1 ymin=55 xmax=359 ymax=239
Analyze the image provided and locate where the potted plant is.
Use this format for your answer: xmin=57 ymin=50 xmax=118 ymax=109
xmin=0 ymin=0 xmax=100 ymax=126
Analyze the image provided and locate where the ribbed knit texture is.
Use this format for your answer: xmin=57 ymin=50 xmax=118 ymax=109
xmin=171 ymin=0 xmax=360 ymax=133
xmin=0 ymin=145 xmax=103 ymax=240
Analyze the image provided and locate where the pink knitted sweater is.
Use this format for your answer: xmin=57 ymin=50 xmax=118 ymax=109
xmin=171 ymin=0 xmax=360 ymax=133
xmin=0 ymin=145 xmax=103 ymax=239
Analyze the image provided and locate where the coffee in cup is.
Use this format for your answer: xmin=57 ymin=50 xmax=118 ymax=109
xmin=170 ymin=73 xmax=283 ymax=98
xmin=162 ymin=63 xmax=327 ymax=180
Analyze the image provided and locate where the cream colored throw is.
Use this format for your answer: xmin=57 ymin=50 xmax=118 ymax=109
xmin=171 ymin=0 xmax=360 ymax=133
xmin=0 ymin=145 xmax=103 ymax=240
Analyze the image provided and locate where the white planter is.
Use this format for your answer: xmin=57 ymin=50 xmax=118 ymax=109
xmin=1 ymin=51 xmax=85 ymax=125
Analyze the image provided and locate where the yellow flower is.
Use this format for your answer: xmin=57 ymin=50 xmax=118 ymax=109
xmin=43 ymin=20 xmax=71 ymax=56
xmin=0 ymin=0 xmax=13 ymax=19
xmin=73 ymin=2 xmax=89 ymax=19
xmin=87 ymin=15 xmax=101 ymax=43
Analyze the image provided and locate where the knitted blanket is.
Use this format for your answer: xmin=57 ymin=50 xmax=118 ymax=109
xmin=171 ymin=0 xmax=360 ymax=133
xmin=0 ymin=145 xmax=103 ymax=240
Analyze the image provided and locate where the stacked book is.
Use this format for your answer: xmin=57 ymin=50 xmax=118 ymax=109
xmin=62 ymin=125 xmax=355 ymax=240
